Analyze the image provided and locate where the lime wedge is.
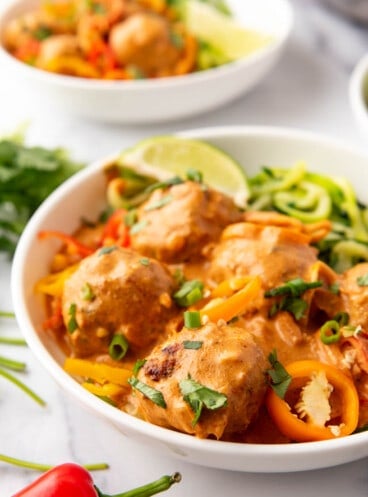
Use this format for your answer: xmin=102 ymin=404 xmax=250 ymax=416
xmin=118 ymin=136 xmax=249 ymax=207
xmin=185 ymin=0 xmax=272 ymax=60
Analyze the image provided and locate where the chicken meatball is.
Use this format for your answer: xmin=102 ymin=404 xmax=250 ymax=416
xmin=339 ymin=262 xmax=368 ymax=329
xmin=109 ymin=12 xmax=181 ymax=76
xmin=134 ymin=322 xmax=268 ymax=439
xmin=209 ymin=222 xmax=318 ymax=291
xmin=37 ymin=34 xmax=79 ymax=67
xmin=62 ymin=247 xmax=177 ymax=357
xmin=130 ymin=181 xmax=242 ymax=263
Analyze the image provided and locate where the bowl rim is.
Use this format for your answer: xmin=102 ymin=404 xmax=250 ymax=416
xmin=0 ymin=0 xmax=294 ymax=91
xmin=11 ymin=125 xmax=368 ymax=472
xmin=349 ymin=53 xmax=368 ymax=132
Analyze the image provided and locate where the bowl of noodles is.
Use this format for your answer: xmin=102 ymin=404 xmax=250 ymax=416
xmin=11 ymin=126 xmax=368 ymax=472
xmin=0 ymin=0 xmax=293 ymax=123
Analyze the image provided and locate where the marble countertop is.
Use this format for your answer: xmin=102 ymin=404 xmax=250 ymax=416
xmin=0 ymin=0 xmax=368 ymax=495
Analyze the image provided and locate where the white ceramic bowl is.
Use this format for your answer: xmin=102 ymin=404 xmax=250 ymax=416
xmin=11 ymin=126 xmax=368 ymax=473
xmin=0 ymin=0 xmax=293 ymax=124
xmin=350 ymin=53 xmax=368 ymax=138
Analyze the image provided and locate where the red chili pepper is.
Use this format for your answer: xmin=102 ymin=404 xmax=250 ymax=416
xmin=12 ymin=463 xmax=181 ymax=497
xmin=38 ymin=230 xmax=94 ymax=257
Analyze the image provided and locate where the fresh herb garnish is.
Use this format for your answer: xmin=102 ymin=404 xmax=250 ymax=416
xmin=183 ymin=340 xmax=203 ymax=350
xmin=144 ymin=176 xmax=183 ymax=194
xmin=265 ymin=278 xmax=322 ymax=298
xmin=140 ymin=258 xmax=150 ymax=266
xmin=173 ymin=279 xmax=204 ymax=307
xmin=132 ymin=358 xmax=147 ymax=376
xmin=33 ymin=26 xmax=53 ymax=41
xmin=265 ymin=278 xmax=322 ymax=320
xmin=130 ymin=220 xmax=148 ymax=235
xmin=179 ymin=376 xmax=227 ymax=425
xmin=98 ymin=245 xmax=117 ymax=256
xmin=184 ymin=311 xmax=201 ymax=329
xmin=329 ymin=282 xmax=340 ymax=294
xmin=0 ymin=137 xmax=82 ymax=256
xmin=124 ymin=209 xmax=138 ymax=227
xmin=108 ymin=334 xmax=129 ymax=361
xmin=128 ymin=377 xmax=166 ymax=408
xmin=266 ymin=350 xmax=292 ymax=399
xmin=81 ymin=282 xmax=95 ymax=301
xmin=357 ymin=273 xmax=368 ymax=286
xmin=186 ymin=169 xmax=203 ymax=183
xmin=144 ymin=195 xmax=173 ymax=212
xmin=67 ymin=303 xmax=78 ymax=333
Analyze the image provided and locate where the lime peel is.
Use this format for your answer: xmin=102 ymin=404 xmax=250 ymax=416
xmin=185 ymin=0 xmax=273 ymax=61
xmin=118 ymin=136 xmax=249 ymax=207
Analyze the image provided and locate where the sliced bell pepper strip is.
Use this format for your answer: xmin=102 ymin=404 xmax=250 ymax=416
xmin=64 ymin=358 xmax=131 ymax=386
xmin=38 ymin=230 xmax=94 ymax=257
xmin=266 ymin=360 xmax=359 ymax=442
xmin=200 ymin=276 xmax=261 ymax=324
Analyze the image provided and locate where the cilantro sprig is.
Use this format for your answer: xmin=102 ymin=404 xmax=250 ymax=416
xmin=0 ymin=137 xmax=82 ymax=256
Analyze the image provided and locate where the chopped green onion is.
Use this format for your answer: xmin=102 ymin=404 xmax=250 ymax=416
xmin=128 ymin=377 xmax=166 ymax=408
xmin=140 ymin=257 xmax=150 ymax=266
xmin=144 ymin=195 xmax=173 ymax=212
xmin=186 ymin=169 xmax=203 ymax=183
xmin=81 ymin=282 xmax=95 ymax=301
xmin=357 ymin=273 xmax=368 ymax=286
xmin=332 ymin=311 xmax=349 ymax=326
xmin=132 ymin=358 xmax=146 ymax=376
xmin=67 ymin=303 xmax=78 ymax=333
xmin=183 ymin=340 xmax=203 ymax=350
xmin=184 ymin=311 xmax=201 ymax=329
xmin=329 ymin=282 xmax=340 ymax=294
xmin=265 ymin=278 xmax=322 ymax=298
xmin=173 ymin=279 xmax=204 ymax=307
xmin=108 ymin=334 xmax=129 ymax=361
xmin=130 ymin=220 xmax=148 ymax=234
xmin=98 ymin=245 xmax=117 ymax=256
xmin=144 ymin=176 xmax=183 ymax=194
xmin=124 ymin=209 xmax=138 ymax=227
xmin=320 ymin=320 xmax=341 ymax=345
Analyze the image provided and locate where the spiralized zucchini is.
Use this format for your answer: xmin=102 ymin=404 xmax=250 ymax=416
xmin=248 ymin=162 xmax=368 ymax=272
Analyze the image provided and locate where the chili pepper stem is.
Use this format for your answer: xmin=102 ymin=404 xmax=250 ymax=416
xmin=95 ymin=473 xmax=182 ymax=497
xmin=0 ymin=367 xmax=46 ymax=406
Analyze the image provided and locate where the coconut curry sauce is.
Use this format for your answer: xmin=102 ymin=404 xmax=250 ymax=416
xmin=37 ymin=177 xmax=368 ymax=444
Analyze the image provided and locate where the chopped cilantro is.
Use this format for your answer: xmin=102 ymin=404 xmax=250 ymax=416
xmin=266 ymin=350 xmax=292 ymax=399
xmin=179 ymin=376 xmax=227 ymax=425
xmin=67 ymin=303 xmax=78 ymax=333
xmin=128 ymin=377 xmax=166 ymax=408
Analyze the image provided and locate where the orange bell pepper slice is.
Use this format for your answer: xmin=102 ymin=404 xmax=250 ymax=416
xmin=266 ymin=360 xmax=359 ymax=442
xmin=200 ymin=276 xmax=261 ymax=324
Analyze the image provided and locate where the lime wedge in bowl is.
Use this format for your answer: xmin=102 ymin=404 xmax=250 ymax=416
xmin=118 ymin=136 xmax=250 ymax=207
xmin=185 ymin=0 xmax=273 ymax=61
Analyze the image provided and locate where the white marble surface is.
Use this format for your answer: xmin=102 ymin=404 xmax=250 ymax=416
xmin=0 ymin=0 xmax=368 ymax=495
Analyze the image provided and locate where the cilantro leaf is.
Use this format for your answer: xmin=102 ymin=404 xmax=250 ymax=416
xmin=128 ymin=377 xmax=166 ymax=408
xmin=266 ymin=350 xmax=292 ymax=399
xmin=179 ymin=376 xmax=227 ymax=425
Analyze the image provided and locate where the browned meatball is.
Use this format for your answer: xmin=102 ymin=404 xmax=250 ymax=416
xmin=130 ymin=181 xmax=242 ymax=263
xmin=134 ymin=322 xmax=267 ymax=439
xmin=62 ymin=247 xmax=177 ymax=357
xmin=339 ymin=262 xmax=368 ymax=329
xmin=109 ymin=12 xmax=181 ymax=76
xmin=209 ymin=222 xmax=318 ymax=291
